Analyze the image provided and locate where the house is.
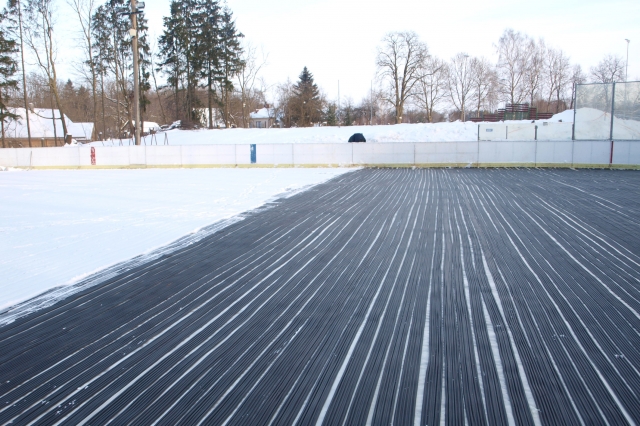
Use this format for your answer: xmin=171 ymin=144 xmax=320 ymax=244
xmin=249 ymin=106 xmax=276 ymax=129
xmin=130 ymin=121 xmax=161 ymax=134
xmin=1 ymin=107 xmax=95 ymax=147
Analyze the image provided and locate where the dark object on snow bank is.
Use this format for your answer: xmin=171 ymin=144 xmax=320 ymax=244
xmin=348 ymin=133 xmax=366 ymax=142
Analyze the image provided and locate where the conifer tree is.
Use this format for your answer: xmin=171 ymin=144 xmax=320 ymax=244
xmin=217 ymin=6 xmax=243 ymax=127
xmin=325 ymin=103 xmax=337 ymax=126
xmin=158 ymin=1 xmax=184 ymax=121
xmin=198 ymin=0 xmax=221 ymax=128
xmin=290 ymin=66 xmax=321 ymax=127
xmin=91 ymin=0 xmax=150 ymax=136
xmin=343 ymin=104 xmax=353 ymax=126
xmin=0 ymin=8 xmax=16 ymax=147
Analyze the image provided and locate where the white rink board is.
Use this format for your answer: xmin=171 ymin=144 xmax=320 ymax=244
xmin=2 ymin=141 xmax=640 ymax=168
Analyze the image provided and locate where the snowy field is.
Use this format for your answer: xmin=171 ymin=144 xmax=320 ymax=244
xmin=87 ymin=108 xmax=640 ymax=147
xmin=88 ymin=110 xmax=569 ymax=146
xmin=0 ymin=168 xmax=351 ymax=311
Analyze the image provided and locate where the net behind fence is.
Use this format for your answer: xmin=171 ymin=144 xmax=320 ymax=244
xmin=613 ymin=82 xmax=640 ymax=140
xmin=575 ymin=82 xmax=640 ymax=140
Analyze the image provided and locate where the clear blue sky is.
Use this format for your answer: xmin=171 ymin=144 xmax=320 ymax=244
xmin=59 ymin=0 xmax=640 ymax=102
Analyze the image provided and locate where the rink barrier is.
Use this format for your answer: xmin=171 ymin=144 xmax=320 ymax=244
xmin=1 ymin=141 xmax=639 ymax=169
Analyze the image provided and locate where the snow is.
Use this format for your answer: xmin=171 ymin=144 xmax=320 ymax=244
xmin=575 ymin=108 xmax=640 ymax=140
xmin=3 ymin=108 xmax=93 ymax=141
xmin=120 ymin=121 xmax=480 ymax=145
xmin=3 ymin=108 xmax=71 ymax=139
xmin=0 ymin=168 xmax=352 ymax=312
xmin=86 ymin=108 xmax=640 ymax=146
xmin=67 ymin=122 xmax=95 ymax=142
xmin=132 ymin=121 xmax=161 ymax=133
xmin=249 ymin=108 xmax=273 ymax=120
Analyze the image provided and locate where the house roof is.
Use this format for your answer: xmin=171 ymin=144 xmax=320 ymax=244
xmin=3 ymin=108 xmax=72 ymax=139
xmin=67 ymin=123 xmax=95 ymax=141
xmin=250 ymin=108 xmax=273 ymax=119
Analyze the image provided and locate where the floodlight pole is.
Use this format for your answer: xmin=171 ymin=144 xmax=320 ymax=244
xmin=130 ymin=0 xmax=141 ymax=146
xmin=338 ymin=80 xmax=340 ymax=128
xmin=625 ymin=39 xmax=630 ymax=82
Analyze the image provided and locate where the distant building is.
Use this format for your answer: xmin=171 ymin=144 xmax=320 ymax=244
xmin=249 ymin=106 xmax=276 ymax=129
xmin=1 ymin=107 xmax=95 ymax=147
xmin=130 ymin=121 xmax=161 ymax=134
xmin=469 ymin=104 xmax=556 ymax=123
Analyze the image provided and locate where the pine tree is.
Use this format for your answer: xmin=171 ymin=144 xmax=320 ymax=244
xmin=158 ymin=1 xmax=184 ymax=122
xmin=198 ymin=0 xmax=221 ymax=128
xmin=91 ymin=0 xmax=151 ymax=136
xmin=159 ymin=0 xmax=226 ymax=125
xmin=91 ymin=4 xmax=110 ymax=137
xmin=324 ymin=103 xmax=337 ymax=126
xmin=343 ymin=104 xmax=353 ymax=126
xmin=0 ymin=8 xmax=18 ymax=147
xmin=290 ymin=67 xmax=321 ymax=127
xmin=217 ymin=7 xmax=243 ymax=127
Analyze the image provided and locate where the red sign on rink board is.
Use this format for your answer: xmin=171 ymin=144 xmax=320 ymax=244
xmin=90 ymin=147 xmax=96 ymax=165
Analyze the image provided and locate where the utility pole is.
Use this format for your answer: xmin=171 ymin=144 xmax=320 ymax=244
xmin=625 ymin=39 xmax=630 ymax=82
xmin=337 ymin=80 xmax=340 ymax=128
xmin=129 ymin=0 xmax=144 ymax=146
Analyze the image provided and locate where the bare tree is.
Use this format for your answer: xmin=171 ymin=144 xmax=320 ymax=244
xmin=569 ymin=64 xmax=585 ymax=109
xmin=68 ymin=0 xmax=97 ymax=137
xmin=24 ymin=0 xmax=68 ymax=138
xmin=545 ymin=47 xmax=571 ymax=112
xmin=495 ymin=28 xmax=532 ymax=105
xmin=448 ymin=53 xmax=474 ymax=121
xmin=414 ymin=56 xmax=448 ymax=123
xmin=523 ymin=38 xmax=545 ymax=106
xmin=236 ymin=43 xmax=268 ymax=128
xmin=376 ymin=31 xmax=428 ymax=124
xmin=469 ymin=56 xmax=497 ymax=118
xmin=274 ymin=78 xmax=292 ymax=127
xmin=9 ymin=0 xmax=32 ymax=144
xmin=590 ymin=54 xmax=625 ymax=83
xmin=148 ymin=41 xmax=167 ymax=125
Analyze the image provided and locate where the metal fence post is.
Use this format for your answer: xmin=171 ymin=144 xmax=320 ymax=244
xmin=572 ymin=83 xmax=577 ymax=141
xmin=413 ymin=143 xmax=416 ymax=166
xmin=609 ymin=82 xmax=616 ymax=167
xmin=610 ymin=82 xmax=616 ymax=141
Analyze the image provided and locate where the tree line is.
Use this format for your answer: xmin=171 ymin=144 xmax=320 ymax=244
xmin=0 ymin=0 xmax=632 ymax=139
xmin=372 ymin=29 xmax=627 ymax=124
xmin=273 ymin=29 xmax=628 ymax=127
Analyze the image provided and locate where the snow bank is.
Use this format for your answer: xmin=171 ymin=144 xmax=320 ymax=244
xmin=574 ymin=108 xmax=640 ymax=140
xmin=97 ymin=121 xmax=482 ymax=146
xmin=0 ymin=168 xmax=351 ymax=314
xmin=89 ymin=109 xmax=586 ymax=147
xmin=86 ymin=107 xmax=639 ymax=147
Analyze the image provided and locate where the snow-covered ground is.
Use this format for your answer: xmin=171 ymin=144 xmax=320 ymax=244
xmin=0 ymin=168 xmax=352 ymax=312
xmin=86 ymin=108 xmax=640 ymax=147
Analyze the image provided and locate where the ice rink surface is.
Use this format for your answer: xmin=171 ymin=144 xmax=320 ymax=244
xmin=1 ymin=168 xmax=640 ymax=425
xmin=0 ymin=168 xmax=352 ymax=310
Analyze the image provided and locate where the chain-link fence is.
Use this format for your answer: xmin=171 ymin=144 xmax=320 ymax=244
xmin=574 ymin=81 xmax=640 ymax=140
xmin=613 ymin=82 xmax=640 ymax=139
